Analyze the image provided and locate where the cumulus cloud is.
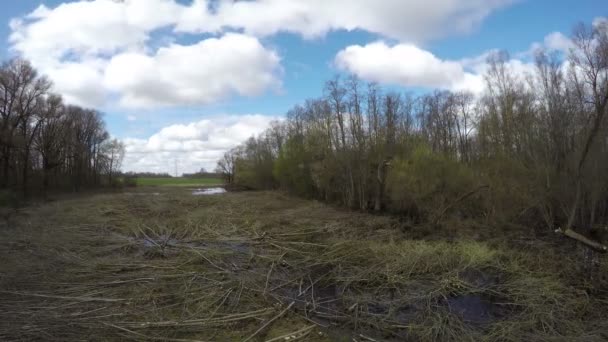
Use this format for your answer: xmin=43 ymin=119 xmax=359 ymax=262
xmin=8 ymin=0 xmax=513 ymax=107
xmin=334 ymin=40 xmax=547 ymax=95
xmin=9 ymin=1 xmax=282 ymax=108
xmin=335 ymin=41 xmax=485 ymax=93
xmin=593 ymin=16 xmax=608 ymax=30
xmin=542 ymin=32 xmax=574 ymax=52
xmin=104 ymin=34 xmax=281 ymax=108
xmin=176 ymin=0 xmax=512 ymax=42
xmin=122 ymin=114 xmax=279 ymax=174
xmin=524 ymin=31 xmax=575 ymax=57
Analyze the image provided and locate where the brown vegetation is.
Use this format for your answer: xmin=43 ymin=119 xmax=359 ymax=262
xmin=0 ymin=59 xmax=124 ymax=200
xmin=1 ymin=188 xmax=607 ymax=341
xmin=219 ymin=21 xmax=608 ymax=259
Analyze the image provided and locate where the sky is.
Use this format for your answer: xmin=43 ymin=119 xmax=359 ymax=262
xmin=0 ymin=0 xmax=605 ymax=174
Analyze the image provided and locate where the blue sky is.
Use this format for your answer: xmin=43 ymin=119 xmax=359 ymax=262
xmin=0 ymin=0 xmax=605 ymax=173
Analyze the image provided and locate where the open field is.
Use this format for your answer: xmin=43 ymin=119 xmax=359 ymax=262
xmin=1 ymin=188 xmax=607 ymax=341
xmin=135 ymin=177 xmax=223 ymax=187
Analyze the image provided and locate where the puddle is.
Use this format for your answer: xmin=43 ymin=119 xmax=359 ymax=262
xmin=446 ymin=294 xmax=497 ymax=324
xmin=192 ymin=187 xmax=226 ymax=196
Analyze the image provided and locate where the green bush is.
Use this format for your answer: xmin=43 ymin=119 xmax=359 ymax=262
xmin=273 ymin=136 xmax=315 ymax=197
xmin=0 ymin=190 xmax=19 ymax=207
xmin=123 ymin=176 xmax=137 ymax=188
xmin=386 ymin=145 xmax=479 ymax=220
xmin=475 ymin=156 xmax=545 ymax=224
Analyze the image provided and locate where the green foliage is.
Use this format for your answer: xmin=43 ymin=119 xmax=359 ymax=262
xmin=475 ymin=156 xmax=544 ymax=223
xmin=135 ymin=177 xmax=222 ymax=187
xmin=386 ymin=144 xmax=479 ymax=219
xmin=0 ymin=189 xmax=19 ymax=207
xmin=234 ymin=159 xmax=257 ymax=189
xmin=122 ymin=176 xmax=138 ymax=188
xmin=273 ymin=136 xmax=315 ymax=197
xmin=234 ymin=158 xmax=275 ymax=190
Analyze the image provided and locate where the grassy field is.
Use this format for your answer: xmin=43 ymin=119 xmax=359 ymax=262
xmin=135 ymin=177 xmax=223 ymax=187
xmin=1 ymin=188 xmax=607 ymax=341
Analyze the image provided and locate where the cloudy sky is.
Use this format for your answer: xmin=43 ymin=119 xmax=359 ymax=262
xmin=0 ymin=0 xmax=604 ymax=174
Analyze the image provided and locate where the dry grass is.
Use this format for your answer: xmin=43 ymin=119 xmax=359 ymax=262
xmin=1 ymin=188 xmax=607 ymax=341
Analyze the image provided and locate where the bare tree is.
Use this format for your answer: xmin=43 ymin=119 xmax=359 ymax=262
xmin=565 ymin=22 xmax=608 ymax=233
xmin=216 ymin=149 xmax=237 ymax=184
xmin=101 ymin=138 xmax=125 ymax=185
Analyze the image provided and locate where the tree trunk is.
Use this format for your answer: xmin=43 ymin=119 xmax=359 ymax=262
xmin=1 ymin=150 xmax=10 ymax=188
xmin=374 ymin=159 xmax=390 ymax=212
xmin=21 ymin=150 xmax=29 ymax=198
xmin=42 ymin=164 xmax=49 ymax=200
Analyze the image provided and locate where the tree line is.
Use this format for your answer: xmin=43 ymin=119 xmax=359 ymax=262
xmin=217 ymin=21 xmax=608 ymax=240
xmin=1 ymin=58 xmax=124 ymax=199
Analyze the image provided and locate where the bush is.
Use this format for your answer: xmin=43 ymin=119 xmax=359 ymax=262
xmin=0 ymin=190 xmax=19 ymax=208
xmin=123 ymin=176 xmax=137 ymax=188
xmin=475 ymin=156 xmax=545 ymax=225
xmin=273 ymin=136 xmax=315 ymax=197
xmin=386 ymin=145 xmax=480 ymax=221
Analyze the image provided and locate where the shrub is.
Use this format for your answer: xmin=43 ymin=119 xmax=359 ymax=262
xmin=386 ymin=145 xmax=480 ymax=221
xmin=273 ymin=136 xmax=315 ymax=197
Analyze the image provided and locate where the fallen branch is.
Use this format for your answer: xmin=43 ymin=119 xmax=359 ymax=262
xmin=1 ymin=291 xmax=125 ymax=302
xmin=264 ymin=325 xmax=315 ymax=342
xmin=264 ymin=262 xmax=275 ymax=296
xmin=432 ymin=185 xmax=489 ymax=224
xmin=243 ymin=302 xmax=295 ymax=342
xmin=555 ymin=227 xmax=607 ymax=253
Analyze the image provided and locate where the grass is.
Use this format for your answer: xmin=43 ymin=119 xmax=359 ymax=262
xmin=134 ymin=177 xmax=223 ymax=187
xmin=0 ymin=188 xmax=606 ymax=341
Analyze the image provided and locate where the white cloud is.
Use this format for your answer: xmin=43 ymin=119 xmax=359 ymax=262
xmin=543 ymin=32 xmax=574 ymax=52
xmin=335 ymin=41 xmax=485 ymax=93
xmin=9 ymin=1 xmax=281 ymax=108
xmin=176 ymin=0 xmax=512 ymax=42
xmin=593 ymin=16 xmax=608 ymax=30
xmin=122 ymin=114 xmax=279 ymax=173
xmin=524 ymin=31 xmax=574 ymax=57
xmin=8 ymin=0 xmax=513 ymax=107
xmin=10 ymin=2 xmax=149 ymax=64
xmin=43 ymin=60 xmax=107 ymax=107
xmin=334 ymin=41 xmax=545 ymax=95
xmin=104 ymin=34 xmax=282 ymax=108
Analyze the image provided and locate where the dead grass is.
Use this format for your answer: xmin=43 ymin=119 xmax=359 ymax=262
xmin=0 ymin=188 xmax=606 ymax=341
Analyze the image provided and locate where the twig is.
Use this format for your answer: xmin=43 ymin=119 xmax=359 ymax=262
xmin=432 ymin=185 xmax=489 ymax=224
xmin=264 ymin=325 xmax=315 ymax=342
xmin=359 ymin=334 xmax=379 ymax=342
xmin=1 ymin=291 xmax=125 ymax=302
xmin=264 ymin=262 xmax=275 ymax=296
xmin=105 ymin=323 xmax=209 ymax=342
xmin=242 ymin=302 xmax=295 ymax=342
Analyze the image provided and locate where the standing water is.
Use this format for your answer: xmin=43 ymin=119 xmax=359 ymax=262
xmin=192 ymin=187 xmax=227 ymax=195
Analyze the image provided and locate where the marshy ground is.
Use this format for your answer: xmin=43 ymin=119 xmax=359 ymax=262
xmin=1 ymin=188 xmax=607 ymax=341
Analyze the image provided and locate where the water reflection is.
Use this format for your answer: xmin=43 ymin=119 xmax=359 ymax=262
xmin=192 ymin=187 xmax=227 ymax=195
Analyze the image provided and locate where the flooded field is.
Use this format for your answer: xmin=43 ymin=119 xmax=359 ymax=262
xmin=192 ymin=187 xmax=227 ymax=196
xmin=1 ymin=188 xmax=607 ymax=341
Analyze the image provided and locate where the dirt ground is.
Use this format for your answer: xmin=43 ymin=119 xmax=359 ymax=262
xmin=1 ymin=188 xmax=607 ymax=341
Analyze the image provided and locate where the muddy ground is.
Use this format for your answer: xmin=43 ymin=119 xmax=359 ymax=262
xmin=1 ymin=188 xmax=607 ymax=341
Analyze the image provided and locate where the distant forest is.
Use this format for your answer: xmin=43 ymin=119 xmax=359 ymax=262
xmin=121 ymin=171 xmax=222 ymax=178
xmin=0 ymin=59 xmax=124 ymax=199
xmin=217 ymin=21 xmax=608 ymax=238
